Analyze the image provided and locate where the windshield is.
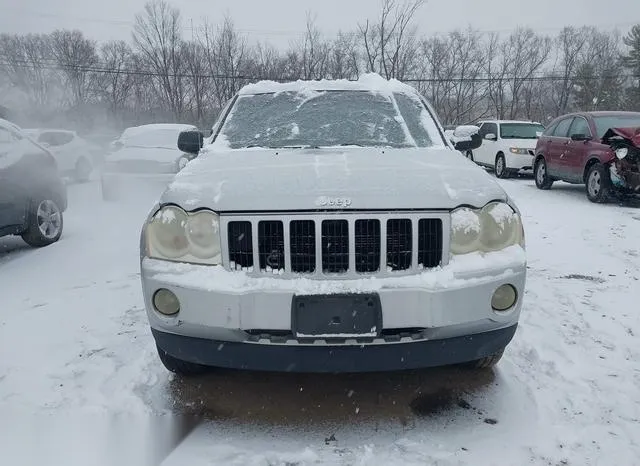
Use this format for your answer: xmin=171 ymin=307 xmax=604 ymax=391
xmin=593 ymin=115 xmax=640 ymax=139
xmin=216 ymin=90 xmax=436 ymax=149
xmin=121 ymin=128 xmax=187 ymax=149
xmin=499 ymin=123 xmax=545 ymax=139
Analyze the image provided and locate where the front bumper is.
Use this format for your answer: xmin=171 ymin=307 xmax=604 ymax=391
xmin=152 ymin=324 xmax=518 ymax=372
xmin=141 ymin=246 xmax=526 ymax=372
xmin=505 ymin=152 xmax=535 ymax=172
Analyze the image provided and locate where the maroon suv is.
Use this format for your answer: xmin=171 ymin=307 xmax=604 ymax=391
xmin=533 ymin=111 xmax=640 ymax=202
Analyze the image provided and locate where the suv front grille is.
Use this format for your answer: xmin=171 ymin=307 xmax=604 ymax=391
xmin=224 ymin=214 xmax=444 ymax=276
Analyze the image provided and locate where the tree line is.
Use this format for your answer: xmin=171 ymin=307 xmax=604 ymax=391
xmin=1 ymin=0 xmax=639 ymax=136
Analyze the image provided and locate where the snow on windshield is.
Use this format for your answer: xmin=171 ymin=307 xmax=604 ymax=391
xmin=215 ymin=90 xmax=437 ymax=150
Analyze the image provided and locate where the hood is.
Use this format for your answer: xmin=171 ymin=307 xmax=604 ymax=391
xmin=106 ymin=146 xmax=183 ymax=164
xmin=159 ymin=147 xmax=507 ymax=212
xmin=602 ymin=127 xmax=640 ymax=148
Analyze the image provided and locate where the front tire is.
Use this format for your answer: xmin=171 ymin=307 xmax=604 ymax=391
xmin=495 ymin=153 xmax=509 ymax=179
xmin=21 ymin=198 xmax=64 ymax=247
xmin=534 ymin=158 xmax=553 ymax=190
xmin=586 ymin=163 xmax=611 ymax=204
xmin=156 ymin=344 xmax=208 ymax=376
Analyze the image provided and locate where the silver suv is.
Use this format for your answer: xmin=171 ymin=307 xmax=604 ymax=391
xmin=139 ymin=74 xmax=527 ymax=375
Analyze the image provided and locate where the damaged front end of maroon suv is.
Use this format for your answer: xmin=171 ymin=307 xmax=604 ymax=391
xmin=602 ymin=126 xmax=640 ymax=195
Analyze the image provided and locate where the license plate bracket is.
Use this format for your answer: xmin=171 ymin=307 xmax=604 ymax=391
xmin=291 ymin=293 xmax=382 ymax=338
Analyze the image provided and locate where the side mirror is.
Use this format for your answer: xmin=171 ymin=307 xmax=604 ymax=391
xmin=570 ymin=133 xmax=592 ymax=142
xmin=485 ymin=133 xmax=497 ymax=141
xmin=178 ymin=130 xmax=204 ymax=155
xmin=454 ymin=133 xmax=483 ymax=152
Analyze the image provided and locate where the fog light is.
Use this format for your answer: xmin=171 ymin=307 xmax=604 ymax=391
xmin=491 ymin=284 xmax=517 ymax=311
xmin=153 ymin=289 xmax=180 ymax=315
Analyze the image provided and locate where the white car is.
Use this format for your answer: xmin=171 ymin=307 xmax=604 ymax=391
xmin=467 ymin=120 xmax=546 ymax=178
xmin=22 ymin=129 xmax=101 ymax=182
xmin=139 ymin=74 xmax=527 ymax=376
xmin=100 ymin=123 xmax=198 ymax=201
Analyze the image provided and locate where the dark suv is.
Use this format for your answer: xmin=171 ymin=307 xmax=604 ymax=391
xmin=533 ymin=111 xmax=640 ymax=202
xmin=0 ymin=119 xmax=67 ymax=247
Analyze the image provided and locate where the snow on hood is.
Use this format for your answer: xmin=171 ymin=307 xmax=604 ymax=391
xmin=107 ymin=146 xmax=183 ymax=164
xmin=159 ymin=147 xmax=507 ymax=211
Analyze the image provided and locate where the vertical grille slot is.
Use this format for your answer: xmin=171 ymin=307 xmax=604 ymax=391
xmin=290 ymin=220 xmax=316 ymax=273
xmin=322 ymin=220 xmax=349 ymax=274
xmin=355 ymin=219 xmax=381 ymax=273
xmin=227 ymin=221 xmax=253 ymax=270
xmin=386 ymin=219 xmax=412 ymax=271
xmin=418 ymin=219 xmax=443 ymax=268
xmin=258 ymin=221 xmax=285 ymax=272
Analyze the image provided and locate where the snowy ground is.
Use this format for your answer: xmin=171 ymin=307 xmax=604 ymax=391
xmin=1 ymin=176 xmax=639 ymax=465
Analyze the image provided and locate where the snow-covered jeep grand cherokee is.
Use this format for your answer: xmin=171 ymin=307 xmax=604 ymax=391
xmin=139 ymin=73 xmax=526 ymax=375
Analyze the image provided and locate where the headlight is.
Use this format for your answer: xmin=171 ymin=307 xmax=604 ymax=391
xmin=450 ymin=208 xmax=481 ymax=255
xmin=615 ymin=147 xmax=628 ymax=160
xmin=146 ymin=206 xmax=221 ymax=265
xmin=509 ymin=147 xmax=529 ymax=155
xmin=450 ymin=202 xmax=523 ymax=255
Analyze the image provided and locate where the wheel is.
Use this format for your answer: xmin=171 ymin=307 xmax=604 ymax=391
xmin=466 ymin=150 xmax=474 ymax=161
xmin=534 ymin=158 xmax=553 ymax=189
xmin=74 ymin=157 xmax=93 ymax=183
xmin=465 ymin=349 xmax=505 ymax=369
xmin=21 ymin=198 xmax=64 ymax=247
xmin=586 ymin=163 xmax=611 ymax=204
xmin=156 ymin=344 xmax=208 ymax=376
xmin=495 ymin=153 xmax=509 ymax=179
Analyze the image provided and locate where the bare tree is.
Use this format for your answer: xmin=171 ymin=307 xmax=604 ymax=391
xmin=199 ymin=16 xmax=249 ymax=108
xmin=133 ymin=0 xmax=187 ymax=119
xmin=99 ymin=41 xmax=135 ymax=120
xmin=49 ymin=30 xmax=99 ymax=108
xmin=327 ymin=32 xmax=360 ymax=80
xmin=573 ymin=29 xmax=625 ymax=111
xmin=358 ymin=0 xmax=424 ymax=79
xmin=549 ymin=27 xmax=587 ymax=116
xmin=0 ymin=33 xmax=60 ymax=109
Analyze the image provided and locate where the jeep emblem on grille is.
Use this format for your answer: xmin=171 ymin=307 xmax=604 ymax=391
xmin=315 ymin=196 xmax=352 ymax=208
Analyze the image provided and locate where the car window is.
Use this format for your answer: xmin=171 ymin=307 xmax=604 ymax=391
xmin=216 ymin=90 xmax=435 ymax=149
xmin=542 ymin=122 xmax=558 ymax=137
xmin=593 ymin=115 xmax=640 ymax=139
xmin=484 ymin=123 xmax=498 ymax=137
xmin=568 ymin=117 xmax=591 ymax=138
xmin=499 ymin=123 xmax=545 ymax=139
xmin=39 ymin=132 xmax=73 ymax=146
xmin=477 ymin=123 xmax=488 ymax=138
xmin=393 ymin=92 xmax=433 ymax=147
xmin=552 ymin=118 xmax=574 ymax=138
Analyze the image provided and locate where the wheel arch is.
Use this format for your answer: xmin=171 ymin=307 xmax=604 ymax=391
xmin=583 ymin=156 xmax=605 ymax=183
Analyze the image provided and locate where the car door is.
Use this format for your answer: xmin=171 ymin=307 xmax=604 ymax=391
xmin=545 ymin=117 xmax=574 ymax=179
xmin=563 ymin=116 xmax=593 ymax=182
xmin=475 ymin=122 xmax=498 ymax=166
xmin=0 ymin=126 xmax=27 ymax=230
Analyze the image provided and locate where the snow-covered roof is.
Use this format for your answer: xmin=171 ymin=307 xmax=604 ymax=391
xmin=477 ymin=120 xmax=542 ymax=125
xmin=121 ymin=123 xmax=197 ymax=138
xmin=238 ymin=73 xmax=422 ymax=97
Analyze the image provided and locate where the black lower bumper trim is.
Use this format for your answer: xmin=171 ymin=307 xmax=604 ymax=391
xmin=152 ymin=325 xmax=518 ymax=373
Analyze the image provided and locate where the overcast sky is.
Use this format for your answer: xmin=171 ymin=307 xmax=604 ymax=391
xmin=0 ymin=0 xmax=638 ymax=46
